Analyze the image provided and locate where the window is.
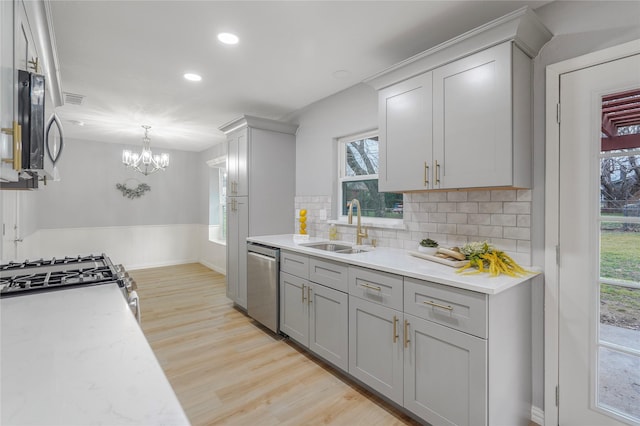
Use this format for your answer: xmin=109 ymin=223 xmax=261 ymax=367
xmin=207 ymin=157 xmax=227 ymax=244
xmin=338 ymin=131 xmax=403 ymax=221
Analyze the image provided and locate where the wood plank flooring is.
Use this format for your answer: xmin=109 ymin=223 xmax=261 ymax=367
xmin=131 ymin=263 xmax=420 ymax=426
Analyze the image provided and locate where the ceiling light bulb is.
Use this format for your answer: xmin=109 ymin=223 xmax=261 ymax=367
xmin=217 ymin=32 xmax=239 ymax=45
xmin=184 ymin=73 xmax=202 ymax=82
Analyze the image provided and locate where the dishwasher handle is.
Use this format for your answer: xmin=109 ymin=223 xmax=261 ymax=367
xmin=248 ymin=251 xmax=276 ymax=263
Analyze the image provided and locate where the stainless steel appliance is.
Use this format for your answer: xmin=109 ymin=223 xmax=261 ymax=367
xmin=247 ymin=243 xmax=279 ymax=333
xmin=0 ymin=254 xmax=140 ymax=322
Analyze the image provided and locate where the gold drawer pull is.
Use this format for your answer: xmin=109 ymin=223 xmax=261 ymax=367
xmin=435 ymin=160 xmax=440 ymax=185
xmin=423 ymin=300 xmax=453 ymax=311
xmin=301 ymin=284 xmax=306 ymax=303
xmin=392 ymin=315 xmax=398 ymax=343
xmin=361 ymin=282 xmax=381 ymax=291
xmin=307 ymin=286 xmax=312 ymax=305
xmin=404 ymin=320 xmax=410 ymax=348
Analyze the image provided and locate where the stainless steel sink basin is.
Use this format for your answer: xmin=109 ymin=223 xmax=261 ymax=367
xmin=302 ymin=242 xmax=370 ymax=254
xmin=302 ymin=243 xmax=352 ymax=252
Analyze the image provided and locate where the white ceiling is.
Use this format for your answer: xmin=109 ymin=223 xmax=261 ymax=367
xmin=50 ymin=1 xmax=550 ymax=152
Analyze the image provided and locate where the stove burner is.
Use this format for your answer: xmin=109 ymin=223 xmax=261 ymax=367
xmin=0 ymin=254 xmax=128 ymax=298
xmin=0 ymin=254 xmax=107 ymax=271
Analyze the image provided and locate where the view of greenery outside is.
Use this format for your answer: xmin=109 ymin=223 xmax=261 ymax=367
xmin=600 ymin=131 xmax=640 ymax=331
xmin=341 ymin=135 xmax=403 ymax=219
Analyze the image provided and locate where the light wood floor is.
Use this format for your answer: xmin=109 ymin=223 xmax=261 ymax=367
xmin=131 ymin=263 xmax=420 ymax=426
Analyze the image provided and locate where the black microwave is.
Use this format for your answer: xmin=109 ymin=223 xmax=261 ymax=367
xmin=18 ymin=69 xmax=45 ymax=170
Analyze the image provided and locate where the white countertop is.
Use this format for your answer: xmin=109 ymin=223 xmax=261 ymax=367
xmin=248 ymin=234 xmax=539 ymax=295
xmin=1 ymin=284 xmax=190 ymax=426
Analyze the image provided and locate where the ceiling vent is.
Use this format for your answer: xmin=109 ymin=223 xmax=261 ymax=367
xmin=63 ymin=92 xmax=86 ymax=106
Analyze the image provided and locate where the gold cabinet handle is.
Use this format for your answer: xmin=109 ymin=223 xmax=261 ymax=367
xmin=424 ymin=161 xmax=429 ymax=186
xmin=423 ymin=300 xmax=453 ymax=311
xmin=361 ymin=282 xmax=381 ymax=291
xmin=404 ymin=320 xmax=410 ymax=348
xmin=393 ymin=315 xmax=398 ymax=343
xmin=307 ymin=286 xmax=312 ymax=305
xmin=435 ymin=160 xmax=440 ymax=184
xmin=14 ymin=122 xmax=22 ymax=171
xmin=301 ymin=284 xmax=306 ymax=303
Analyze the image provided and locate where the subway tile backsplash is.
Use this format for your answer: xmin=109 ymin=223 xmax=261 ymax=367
xmin=295 ymin=189 xmax=532 ymax=265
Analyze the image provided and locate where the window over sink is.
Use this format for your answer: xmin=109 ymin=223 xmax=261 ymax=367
xmin=337 ymin=131 xmax=403 ymax=223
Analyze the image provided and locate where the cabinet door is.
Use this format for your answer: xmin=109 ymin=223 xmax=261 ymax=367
xmin=432 ymin=42 xmax=512 ymax=189
xmin=404 ymin=314 xmax=487 ymax=426
xmin=279 ymin=271 xmax=309 ymax=346
xmin=378 ymin=72 xmax=433 ymax=192
xmin=349 ymin=296 xmax=403 ymax=405
xmin=227 ymin=128 xmax=248 ymax=197
xmin=226 ymin=197 xmax=248 ymax=308
xmin=308 ymin=283 xmax=348 ymax=372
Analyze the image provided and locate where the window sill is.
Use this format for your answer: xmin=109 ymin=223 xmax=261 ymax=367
xmin=328 ymin=218 xmax=406 ymax=231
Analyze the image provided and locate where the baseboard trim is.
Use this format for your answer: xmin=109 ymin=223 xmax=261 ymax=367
xmin=127 ymin=258 xmax=199 ymax=271
xmin=531 ymin=405 xmax=544 ymax=425
xmin=200 ymin=260 xmax=226 ymax=275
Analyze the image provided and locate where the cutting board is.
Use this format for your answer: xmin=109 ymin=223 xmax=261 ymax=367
xmin=408 ymin=251 xmax=468 ymax=268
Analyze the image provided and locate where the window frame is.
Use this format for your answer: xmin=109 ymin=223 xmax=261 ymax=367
xmin=206 ymin=156 xmax=227 ymax=245
xmin=336 ymin=130 xmax=403 ymax=227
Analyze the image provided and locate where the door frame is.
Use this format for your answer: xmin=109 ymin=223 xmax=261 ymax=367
xmin=544 ymin=38 xmax=640 ymax=425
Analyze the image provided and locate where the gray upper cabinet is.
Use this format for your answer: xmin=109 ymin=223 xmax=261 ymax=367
xmin=432 ymin=42 xmax=531 ymax=189
xmin=378 ymin=72 xmax=433 ymax=192
xmin=226 ymin=128 xmax=248 ymax=197
xmin=366 ymin=7 xmax=552 ymax=192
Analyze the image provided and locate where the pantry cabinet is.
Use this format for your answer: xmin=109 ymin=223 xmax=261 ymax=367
xmin=226 ymin=128 xmax=248 ymax=197
xmin=220 ymin=116 xmax=297 ymax=309
xmin=226 ymin=197 xmax=248 ymax=306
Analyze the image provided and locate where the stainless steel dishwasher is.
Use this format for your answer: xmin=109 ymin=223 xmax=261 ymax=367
xmin=247 ymin=243 xmax=280 ymax=333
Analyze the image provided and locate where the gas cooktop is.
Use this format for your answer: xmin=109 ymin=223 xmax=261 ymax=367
xmin=0 ymin=254 xmax=126 ymax=298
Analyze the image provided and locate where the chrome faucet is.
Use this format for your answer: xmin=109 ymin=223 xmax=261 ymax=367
xmin=347 ymin=198 xmax=368 ymax=245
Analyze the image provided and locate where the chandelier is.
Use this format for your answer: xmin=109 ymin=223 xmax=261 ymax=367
xmin=122 ymin=125 xmax=169 ymax=175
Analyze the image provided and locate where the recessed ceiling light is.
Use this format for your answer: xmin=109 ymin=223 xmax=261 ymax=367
xmin=184 ymin=73 xmax=202 ymax=82
xmin=69 ymin=119 xmax=85 ymax=126
xmin=217 ymin=32 xmax=239 ymax=45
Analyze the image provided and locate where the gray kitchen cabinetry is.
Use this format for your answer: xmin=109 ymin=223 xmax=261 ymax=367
xmin=377 ymin=72 xmax=433 ymax=192
xmin=367 ymin=8 xmax=551 ymax=191
xmin=403 ymin=279 xmax=488 ymax=426
xmin=219 ymin=116 xmax=297 ymax=309
xmin=432 ymin=42 xmax=532 ymax=189
xmin=348 ymin=295 xmax=404 ymax=405
xmin=279 ymin=251 xmax=349 ymax=372
xmin=348 ymin=266 xmax=404 ymax=404
xmin=276 ymin=249 xmax=532 ymax=425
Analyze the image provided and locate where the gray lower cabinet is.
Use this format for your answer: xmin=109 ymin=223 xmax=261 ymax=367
xmin=348 ymin=295 xmax=404 ymax=405
xmin=280 ymin=263 xmax=349 ymax=372
xmin=404 ymin=313 xmax=487 ymax=426
xmin=280 ymin=272 xmax=308 ymax=346
xmin=309 ymin=283 xmax=348 ymax=371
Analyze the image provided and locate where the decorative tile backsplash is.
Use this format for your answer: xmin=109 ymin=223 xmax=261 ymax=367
xmin=295 ymin=189 xmax=532 ymax=265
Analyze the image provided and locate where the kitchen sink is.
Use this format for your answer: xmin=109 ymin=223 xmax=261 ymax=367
xmin=302 ymin=242 xmax=371 ymax=254
xmin=302 ymin=243 xmax=352 ymax=252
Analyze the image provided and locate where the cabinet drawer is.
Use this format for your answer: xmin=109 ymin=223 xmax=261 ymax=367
xmin=349 ymin=266 xmax=403 ymax=311
xmin=309 ymin=257 xmax=348 ymax=293
xmin=281 ymin=250 xmax=309 ymax=279
xmin=404 ymin=278 xmax=487 ymax=338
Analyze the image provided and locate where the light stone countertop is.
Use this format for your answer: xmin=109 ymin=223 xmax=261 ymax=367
xmin=248 ymin=234 xmax=540 ymax=295
xmin=1 ymin=283 xmax=190 ymax=426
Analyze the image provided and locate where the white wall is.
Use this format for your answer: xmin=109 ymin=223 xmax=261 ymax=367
xmin=6 ymin=136 xmax=229 ymax=272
